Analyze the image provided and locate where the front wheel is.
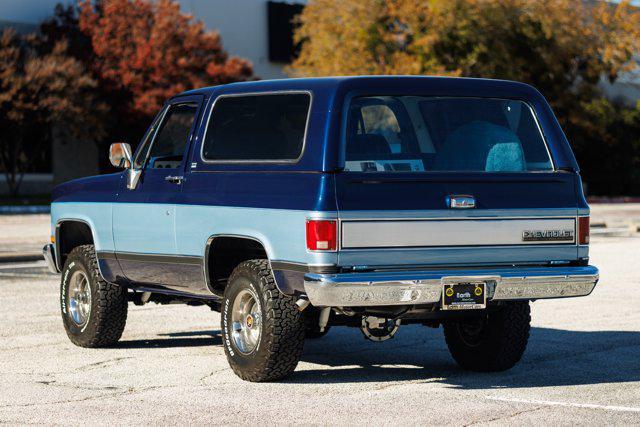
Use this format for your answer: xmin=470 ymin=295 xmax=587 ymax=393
xmin=221 ymin=259 xmax=305 ymax=382
xmin=443 ymin=302 xmax=531 ymax=372
xmin=60 ymin=245 xmax=128 ymax=347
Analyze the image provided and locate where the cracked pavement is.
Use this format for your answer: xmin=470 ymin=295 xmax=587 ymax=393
xmin=1 ymin=234 xmax=639 ymax=424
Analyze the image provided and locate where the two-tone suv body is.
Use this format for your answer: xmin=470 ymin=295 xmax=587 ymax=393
xmin=44 ymin=76 xmax=599 ymax=381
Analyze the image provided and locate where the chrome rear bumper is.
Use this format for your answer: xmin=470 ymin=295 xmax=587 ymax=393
xmin=43 ymin=244 xmax=59 ymax=273
xmin=303 ymin=265 xmax=599 ymax=307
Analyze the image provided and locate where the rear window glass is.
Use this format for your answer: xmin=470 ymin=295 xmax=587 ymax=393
xmin=202 ymin=93 xmax=310 ymax=161
xmin=344 ymin=96 xmax=553 ymax=172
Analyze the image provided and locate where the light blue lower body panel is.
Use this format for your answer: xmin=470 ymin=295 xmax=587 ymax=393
xmin=112 ymin=203 xmax=176 ymax=255
xmin=51 ymin=202 xmax=338 ymax=296
xmin=51 ymin=202 xmax=114 ymax=252
xmin=51 ymin=203 xmax=588 ymax=300
xmin=175 ymin=205 xmax=337 ymax=266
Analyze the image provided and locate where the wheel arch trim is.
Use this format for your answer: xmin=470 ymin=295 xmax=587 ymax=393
xmin=55 ymin=218 xmax=106 ymax=281
xmin=203 ymin=234 xmax=280 ymax=294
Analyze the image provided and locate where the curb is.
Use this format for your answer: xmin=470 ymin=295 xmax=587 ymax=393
xmin=0 ymin=205 xmax=50 ymax=215
xmin=0 ymin=253 xmax=44 ymax=263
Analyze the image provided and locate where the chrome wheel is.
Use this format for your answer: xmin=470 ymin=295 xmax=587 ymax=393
xmin=230 ymin=288 xmax=262 ymax=354
xmin=67 ymin=270 xmax=92 ymax=326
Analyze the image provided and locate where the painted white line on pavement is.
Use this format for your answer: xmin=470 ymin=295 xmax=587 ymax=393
xmin=486 ymin=396 xmax=640 ymax=413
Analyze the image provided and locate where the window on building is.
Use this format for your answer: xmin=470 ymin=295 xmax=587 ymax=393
xmin=267 ymin=1 xmax=305 ymax=62
xmin=202 ymin=93 xmax=310 ymax=161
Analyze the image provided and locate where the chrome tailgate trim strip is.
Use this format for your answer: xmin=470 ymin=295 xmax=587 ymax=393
xmin=341 ymin=218 xmax=576 ymax=248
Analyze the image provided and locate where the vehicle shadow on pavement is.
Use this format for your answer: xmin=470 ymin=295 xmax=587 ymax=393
xmin=114 ymin=330 xmax=221 ymax=349
xmin=292 ymin=325 xmax=640 ymax=388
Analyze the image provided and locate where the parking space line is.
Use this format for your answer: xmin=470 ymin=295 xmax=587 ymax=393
xmin=486 ymin=396 xmax=640 ymax=413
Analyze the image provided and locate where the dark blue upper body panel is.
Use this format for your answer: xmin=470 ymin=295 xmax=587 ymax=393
xmin=52 ymin=172 xmax=121 ymax=203
xmin=181 ymin=76 xmax=580 ymax=173
xmin=53 ymin=76 xmax=585 ymax=211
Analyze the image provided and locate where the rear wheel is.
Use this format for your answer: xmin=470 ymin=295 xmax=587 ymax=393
xmin=221 ymin=259 xmax=305 ymax=382
xmin=60 ymin=245 xmax=128 ymax=347
xmin=443 ymin=302 xmax=530 ymax=372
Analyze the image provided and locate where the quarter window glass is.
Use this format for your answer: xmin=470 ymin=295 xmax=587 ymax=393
xmin=202 ymin=93 xmax=310 ymax=161
xmin=145 ymin=103 xmax=197 ymax=169
xmin=345 ymin=96 xmax=553 ymax=172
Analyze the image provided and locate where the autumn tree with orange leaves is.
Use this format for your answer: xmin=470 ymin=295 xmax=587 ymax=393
xmin=77 ymin=0 xmax=254 ymax=118
xmin=1 ymin=0 xmax=255 ymax=196
xmin=290 ymin=0 xmax=640 ymax=195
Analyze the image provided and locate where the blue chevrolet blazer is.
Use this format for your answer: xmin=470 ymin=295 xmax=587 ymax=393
xmin=44 ymin=76 xmax=599 ymax=381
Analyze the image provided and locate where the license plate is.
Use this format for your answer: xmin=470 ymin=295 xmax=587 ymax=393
xmin=442 ymin=283 xmax=486 ymax=310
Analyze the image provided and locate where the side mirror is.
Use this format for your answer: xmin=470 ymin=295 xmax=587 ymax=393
xmin=109 ymin=142 xmax=133 ymax=169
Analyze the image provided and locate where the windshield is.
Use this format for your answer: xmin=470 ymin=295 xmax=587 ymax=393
xmin=344 ymin=96 xmax=553 ymax=172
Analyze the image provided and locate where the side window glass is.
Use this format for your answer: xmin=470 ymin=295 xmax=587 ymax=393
xmin=145 ymin=103 xmax=198 ymax=169
xmin=133 ymin=108 xmax=166 ymax=169
xmin=202 ymin=93 xmax=310 ymax=161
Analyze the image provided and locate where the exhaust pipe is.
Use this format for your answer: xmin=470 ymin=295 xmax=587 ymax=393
xmin=318 ymin=307 xmax=331 ymax=332
xmin=295 ymin=298 xmax=310 ymax=312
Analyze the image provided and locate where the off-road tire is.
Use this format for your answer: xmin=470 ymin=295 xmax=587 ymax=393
xmin=443 ymin=302 xmax=530 ymax=372
xmin=221 ymin=259 xmax=305 ymax=382
xmin=60 ymin=244 xmax=127 ymax=347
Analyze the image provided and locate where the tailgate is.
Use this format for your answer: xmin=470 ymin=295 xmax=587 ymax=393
xmin=335 ymin=172 xmax=580 ymax=268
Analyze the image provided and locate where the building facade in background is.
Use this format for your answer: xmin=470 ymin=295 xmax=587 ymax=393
xmin=0 ymin=0 xmax=306 ymax=78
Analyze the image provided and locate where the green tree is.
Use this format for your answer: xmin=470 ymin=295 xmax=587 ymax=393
xmin=0 ymin=30 xmax=106 ymax=197
xmin=290 ymin=0 xmax=640 ymax=195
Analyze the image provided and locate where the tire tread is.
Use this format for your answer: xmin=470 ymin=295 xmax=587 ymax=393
xmin=63 ymin=245 xmax=127 ymax=347
xmin=443 ymin=302 xmax=530 ymax=372
xmin=224 ymin=259 xmax=305 ymax=382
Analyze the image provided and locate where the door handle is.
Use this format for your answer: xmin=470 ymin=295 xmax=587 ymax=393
xmin=165 ymin=175 xmax=184 ymax=185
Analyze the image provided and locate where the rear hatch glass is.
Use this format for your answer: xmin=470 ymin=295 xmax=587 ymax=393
xmin=344 ymin=96 xmax=553 ymax=173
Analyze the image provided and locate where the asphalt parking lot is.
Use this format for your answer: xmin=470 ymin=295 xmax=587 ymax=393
xmin=1 ymin=234 xmax=639 ymax=424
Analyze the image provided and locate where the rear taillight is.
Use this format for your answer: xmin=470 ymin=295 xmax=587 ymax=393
xmin=578 ymin=216 xmax=590 ymax=245
xmin=306 ymin=219 xmax=337 ymax=251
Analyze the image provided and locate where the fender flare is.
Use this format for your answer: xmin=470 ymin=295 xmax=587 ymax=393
xmin=55 ymin=218 xmax=107 ymax=281
xmin=203 ymin=234 xmax=289 ymax=294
